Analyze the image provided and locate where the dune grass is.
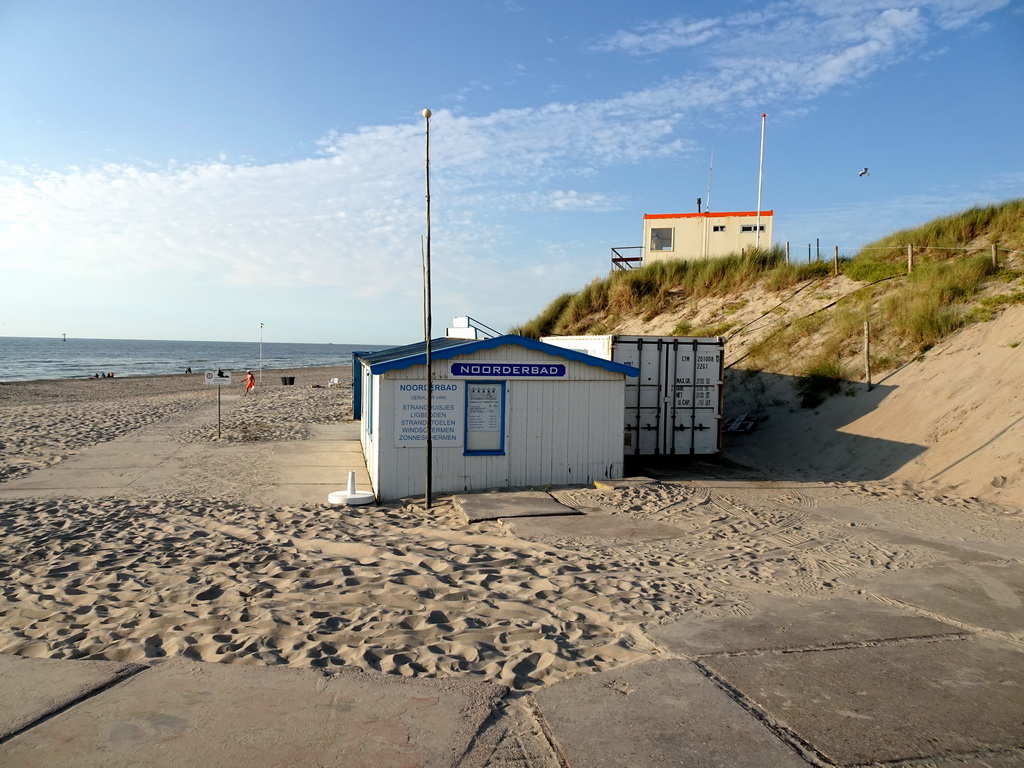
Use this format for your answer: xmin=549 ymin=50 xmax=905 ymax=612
xmin=512 ymin=246 xmax=825 ymax=338
xmin=849 ymin=198 xmax=1024 ymax=267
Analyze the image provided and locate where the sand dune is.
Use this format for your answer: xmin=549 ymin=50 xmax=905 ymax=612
xmin=729 ymin=304 xmax=1024 ymax=510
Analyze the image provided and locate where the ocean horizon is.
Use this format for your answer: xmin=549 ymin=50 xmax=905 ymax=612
xmin=0 ymin=336 xmax=389 ymax=383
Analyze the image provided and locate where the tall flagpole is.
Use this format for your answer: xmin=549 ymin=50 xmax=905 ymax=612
xmin=703 ymin=149 xmax=713 ymax=258
xmin=422 ymin=108 xmax=433 ymax=510
xmin=259 ymin=322 xmax=264 ymax=384
xmin=756 ymin=113 xmax=766 ymax=248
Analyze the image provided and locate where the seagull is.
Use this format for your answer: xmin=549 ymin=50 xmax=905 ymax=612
xmin=859 ymin=167 xmax=870 ymax=177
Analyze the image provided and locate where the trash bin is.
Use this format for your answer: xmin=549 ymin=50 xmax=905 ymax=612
xmin=281 ymin=376 xmax=295 ymax=385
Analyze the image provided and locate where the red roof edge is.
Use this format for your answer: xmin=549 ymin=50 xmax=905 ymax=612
xmin=644 ymin=210 xmax=774 ymax=220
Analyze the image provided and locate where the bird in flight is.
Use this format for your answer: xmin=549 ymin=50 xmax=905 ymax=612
xmin=859 ymin=168 xmax=870 ymax=177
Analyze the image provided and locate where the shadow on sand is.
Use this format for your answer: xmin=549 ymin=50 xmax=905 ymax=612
xmin=631 ymin=369 xmax=926 ymax=485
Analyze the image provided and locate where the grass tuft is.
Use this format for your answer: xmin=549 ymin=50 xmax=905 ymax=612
xmin=794 ymin=355 xmax=849 ymax=408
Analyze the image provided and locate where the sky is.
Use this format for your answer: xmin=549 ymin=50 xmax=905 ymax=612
xmin=1 ymin=1 xmax=1022 ymax=345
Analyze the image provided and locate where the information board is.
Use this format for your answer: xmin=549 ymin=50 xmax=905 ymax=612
xmin=394 ymin=381 xmax=464 ymax=448
xmin=466 ymin=382 xmax=504 ymax=452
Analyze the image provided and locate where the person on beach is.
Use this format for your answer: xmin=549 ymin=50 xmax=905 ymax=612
xmin=243 ymin=370 xmax=256 ymax=396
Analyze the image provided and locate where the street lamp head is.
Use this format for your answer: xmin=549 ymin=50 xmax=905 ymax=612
xmin=422 ymin=108 xmax=432 ymax=119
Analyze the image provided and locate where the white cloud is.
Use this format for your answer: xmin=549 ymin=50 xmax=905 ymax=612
xmin=591 ymin=1 xmax=1006 ymax=102
xmin=926 ymin=0 xmax=1010 ymax=29
xmin=591 ymin=18 xmax=721 ymax=55
xmin=801 ymin=8 xmax=927 ymax=95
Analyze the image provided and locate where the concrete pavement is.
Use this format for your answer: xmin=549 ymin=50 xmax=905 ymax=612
xmin=0 ymin=410 xmax=371 ymax=507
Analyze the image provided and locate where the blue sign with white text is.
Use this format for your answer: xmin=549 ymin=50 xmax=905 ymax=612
xmin=450 ymin=362 xmax=566 ymax=378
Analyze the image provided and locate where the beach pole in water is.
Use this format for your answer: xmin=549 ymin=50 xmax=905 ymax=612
xmin=422 ymin=108 xmax=433 ymax=509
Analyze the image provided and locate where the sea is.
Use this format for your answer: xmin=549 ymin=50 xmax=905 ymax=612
xmin=0 ymin=336 xmax=390 ymax=383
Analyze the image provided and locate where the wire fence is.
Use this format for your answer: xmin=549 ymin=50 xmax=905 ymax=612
xmin=783 ymin=240 xmax=1023 ymax=272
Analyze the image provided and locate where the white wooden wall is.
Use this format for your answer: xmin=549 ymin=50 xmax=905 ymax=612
xmin=359 ymin=364 xmax=382 ymax=494
xmin=368 ymin=345 xmax=626 ymax=501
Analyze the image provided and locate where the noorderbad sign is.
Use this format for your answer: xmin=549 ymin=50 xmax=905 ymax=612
xmin=450 ymin=362 xmax=566 ymax=378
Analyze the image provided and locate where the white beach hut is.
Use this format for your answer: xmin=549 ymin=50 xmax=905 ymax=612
xmin=357 ymin=335 xmax=639 ymax=501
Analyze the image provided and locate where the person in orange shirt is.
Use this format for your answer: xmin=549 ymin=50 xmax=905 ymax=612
xmin=243 ymin=370 xmax=256 ymax=396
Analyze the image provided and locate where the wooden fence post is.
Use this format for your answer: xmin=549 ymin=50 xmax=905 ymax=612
xmin=834 ymin=245 xmax=839 ymax=276
xmin=992 ymin=244 xmax=999 ymax=269
xmin=907 ymin=244 xmax=913 ymax=274
xmin=786 ymin=241 xmax=790 ymax=265
xmin=864 ymin=320 xmax=872 ymax=391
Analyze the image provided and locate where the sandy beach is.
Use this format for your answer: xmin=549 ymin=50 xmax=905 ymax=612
xmin=1 ymin=347 xmax=1023 ymax=697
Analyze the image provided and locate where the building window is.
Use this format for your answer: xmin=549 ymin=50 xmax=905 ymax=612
xmin=650 ymin=227 xmax=673 ymax=251
xmin=740 ymin=225 xmax=765 ymax=232
xmin=713 ymin=225 xmax=726 ymax=232
xmin=464 ymin=381 xmax=505 ymax=455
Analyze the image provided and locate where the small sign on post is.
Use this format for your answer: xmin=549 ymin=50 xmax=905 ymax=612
xmin=205 ymin=370 xmax=232 ymax=439
xmin=205 ymin=370 xmax=232 ymax=386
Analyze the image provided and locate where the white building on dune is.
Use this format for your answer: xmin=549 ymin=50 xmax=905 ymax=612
xmin=643 ymin=210 xmax=774 ymax=264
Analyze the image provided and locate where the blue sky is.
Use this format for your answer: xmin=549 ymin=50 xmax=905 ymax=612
xmin=1 ymin=1 xmax=1021 ymax=345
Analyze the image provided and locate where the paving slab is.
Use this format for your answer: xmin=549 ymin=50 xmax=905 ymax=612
xmin=534 ymin=659 xmax=807 ymax=767
xmin=312 ymin=422 xmax=361 ymax=439
xmin=57 ymin=442 xmax=185 ymax=465
xmin=272 ymin=448 xmax=364 ymax=467
xmin=650 ymin=594 xmax=963 ymax=656
xmin=853 ymin=562 xmax=1024 ymax=632
xmin=0 ymin=655 xmax=139 ymax=740
xmin=454 ymin=491 xmax=579 ymax=523
xmin=923 ymin=752 xmax=1024 ymax=767
xmin=804 ymin=505 xmax=1024 ymax=562
xmin=502 ymin=512 xmax=690 ymax=543
xmin=702 ymin=636 xmax=1024 ymax=766
xmin=0 ymin=466 xmax=152 ymax=491
xmin=0 ymin=659 xmax=506 ymax=768
xmin=271 ymin=440 xmax=363 ymax=455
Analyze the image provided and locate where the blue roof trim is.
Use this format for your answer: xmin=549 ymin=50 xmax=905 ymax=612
xmin=365 ymin=334 xmax=639 ymax=377
xmin=357 ymin=337 xmax=469 ymax=367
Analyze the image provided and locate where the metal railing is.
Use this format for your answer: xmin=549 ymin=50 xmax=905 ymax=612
xmin=611 ymin=246 xmax=643 ymax=271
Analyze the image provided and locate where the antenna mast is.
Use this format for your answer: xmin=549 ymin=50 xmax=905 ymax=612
xmin=703 ymin=149 xmax=714 ymax=258
xmin=756 ymin=113 xmax=766 ymax=248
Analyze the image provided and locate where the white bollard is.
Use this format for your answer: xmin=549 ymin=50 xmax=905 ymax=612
xmin=328 ymin=470 xmax=376 ymax=506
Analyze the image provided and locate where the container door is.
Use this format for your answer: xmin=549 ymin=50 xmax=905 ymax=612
xmin=669 ymin=339 xmax=724 ymax=455
xmin=614 ymin=338 xmax=665 ymax=455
